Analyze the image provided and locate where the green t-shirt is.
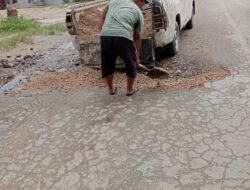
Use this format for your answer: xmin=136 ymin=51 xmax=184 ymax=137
xmin=101 ymin=0 xmax=144 ymax=41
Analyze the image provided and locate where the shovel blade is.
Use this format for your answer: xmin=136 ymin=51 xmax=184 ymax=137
xmin=147 ymin=67 xmax=170 ymax=79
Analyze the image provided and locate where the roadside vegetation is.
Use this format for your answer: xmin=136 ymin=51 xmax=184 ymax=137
xmin=0 ymin=17 xmax=66 ymax=50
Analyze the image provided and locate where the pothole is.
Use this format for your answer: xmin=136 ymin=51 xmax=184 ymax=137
xmin=20 ymin=65 xmax=230 ymax=92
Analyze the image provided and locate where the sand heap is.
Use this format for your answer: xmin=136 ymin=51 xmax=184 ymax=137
xmin=77 ymin=8 xmax=102 ymax=42
xmin=21 ymin=66 xmax=230 ymax=92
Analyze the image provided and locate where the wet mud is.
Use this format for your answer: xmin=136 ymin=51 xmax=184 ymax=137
xmin=0 ymin=54 xmax=39 ymax=86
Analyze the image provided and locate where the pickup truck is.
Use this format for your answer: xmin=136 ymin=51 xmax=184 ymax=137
xmin=66 ymin=0 xmax=195 ymax=67
xmin=151 ymin=0 xmax=195 ymax=55
xmin=0 ymin=0 xmax=6 ymax=10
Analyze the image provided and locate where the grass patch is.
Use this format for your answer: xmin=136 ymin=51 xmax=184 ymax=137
xmin=40 ymin=23 xmax=66 ymax=35
xmin=0 ymin=29 xmax=37 ymax=50
xmin=0 ymin=17 xmax=39 ymax=35
xmin=0 ymin=33 xmax=31 ymax=50
xmin=0 ymin=17 xmax=66 ymax=50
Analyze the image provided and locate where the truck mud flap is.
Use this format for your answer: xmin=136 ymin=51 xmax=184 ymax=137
xmin=140 ymin=38 xmax=156 ymax=68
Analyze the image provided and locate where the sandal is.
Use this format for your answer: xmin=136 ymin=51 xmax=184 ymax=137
xmin=126 ymin=88 xmax=138 ymax=96
xmin=109 ymin=87 xmax=117 ymax=95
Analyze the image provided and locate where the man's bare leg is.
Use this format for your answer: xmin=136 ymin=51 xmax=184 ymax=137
xmin=106 ymin=74 xmax=114 ymax=93
xmin=127 ymin=77 xmax=135 ymax=93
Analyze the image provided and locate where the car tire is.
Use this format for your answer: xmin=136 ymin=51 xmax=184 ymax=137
xmin=166 ymin=21 xmax=180 ymax=56
xmin=186 ymin=6 xmax=194 ymax=29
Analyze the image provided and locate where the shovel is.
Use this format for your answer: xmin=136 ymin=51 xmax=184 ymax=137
xmin=138 ymin=64 xmax=169 ymax=79
xmin=137 ymin=63 xmax=151 ymax=72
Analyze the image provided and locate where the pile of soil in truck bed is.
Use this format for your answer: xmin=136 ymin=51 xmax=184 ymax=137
xmin=77 ymin=4 xmax=153 ymax=42
xmin=77 ymin=8 xmax=102 ymax=42
xmin=20 ymin=5 xmax=231 ymax=92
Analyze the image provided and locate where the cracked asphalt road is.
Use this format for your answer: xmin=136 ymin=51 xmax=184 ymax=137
xmin=0 ymin=0 xmax=250 ymax=189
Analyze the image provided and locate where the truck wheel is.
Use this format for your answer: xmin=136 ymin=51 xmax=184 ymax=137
xmin=186 ymin=6 xmax=194 ymax=29
xmin=166 ymin=22 xmax=180 ymax=56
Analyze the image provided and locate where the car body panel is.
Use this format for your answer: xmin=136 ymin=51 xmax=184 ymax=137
xmin=153 ymin=0 xmax=195 ymax=48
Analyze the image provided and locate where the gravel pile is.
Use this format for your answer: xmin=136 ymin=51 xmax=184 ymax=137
xmin=21 ymin=67 xmax=157 ymax=91
xmin=21 ymin=66 xmax=230 ymax=91
xmin=0 ymin=54 xmax=41 ymax=69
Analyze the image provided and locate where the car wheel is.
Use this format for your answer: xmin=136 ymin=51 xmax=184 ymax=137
xmin=186 ymin=6 xmax=194 ymax=29
xmin=166 ymin=21 xmax=180 ymax=56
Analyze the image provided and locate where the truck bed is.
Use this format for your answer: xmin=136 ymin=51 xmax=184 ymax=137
xmin=68 ymin=1 xmax=155 ymax=67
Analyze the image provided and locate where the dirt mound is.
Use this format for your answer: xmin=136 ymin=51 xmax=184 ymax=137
xmin=77 ymin=5 xmax=152 ymax=42
xmin=141 ymin=4 xmax=153 ymax=38
xmin=21 ymin=65 xmax=230 ymax=92
xmin=21 ymin=67 xmax=157 ymax=91
xmin=77 ymin=9 xmax=102 ymax=42
xmin=0 ymin=68 xmax=14 ymax=86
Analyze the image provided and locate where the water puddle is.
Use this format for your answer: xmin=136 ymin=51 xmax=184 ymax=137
xmin=0 ymin=76 xmax=27 ymax=94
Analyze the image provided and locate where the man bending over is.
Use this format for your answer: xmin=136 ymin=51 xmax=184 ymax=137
xmin=99 ymin=0 xmax=146 ymax=96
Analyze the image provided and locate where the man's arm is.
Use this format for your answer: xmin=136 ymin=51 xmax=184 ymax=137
xmin=99 ymin=11 xmax=107 ymax=31
xmin=99 ymin=4 xmax=109 ymax=31
xmin=133 ymin=32 xmax=141 ymax=66
xmin=134 ymin=9 xmax=144 ymax=66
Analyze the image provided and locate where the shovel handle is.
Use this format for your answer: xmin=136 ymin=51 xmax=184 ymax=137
xmin=137 ymin=64 xmax=150 ymax=72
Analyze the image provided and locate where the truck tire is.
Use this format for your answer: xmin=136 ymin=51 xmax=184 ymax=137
xmin=186 ymin=6 xmax=194 ymax=29
xmin=166 ymin=22 xmax=180 ymax=56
